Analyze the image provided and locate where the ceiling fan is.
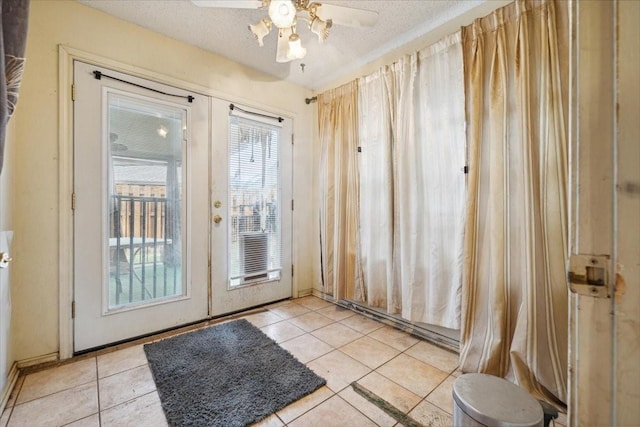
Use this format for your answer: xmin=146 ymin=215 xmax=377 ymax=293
xmin=192 ymin=0 xmax=378 ymax=63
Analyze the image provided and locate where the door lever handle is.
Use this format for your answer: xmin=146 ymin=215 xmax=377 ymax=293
xmin=0 ymin=252 xmax=12 ymax=269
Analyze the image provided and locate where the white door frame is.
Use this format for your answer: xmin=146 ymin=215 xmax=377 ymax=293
xmin=568 ymin=1 xmax=640 ymax=425
xmin=58 ymin=45 xmax=299 ymax=359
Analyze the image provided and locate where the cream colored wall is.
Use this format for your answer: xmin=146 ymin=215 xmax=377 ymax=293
xmin=10 ymin=0 xmax=314 ymax=362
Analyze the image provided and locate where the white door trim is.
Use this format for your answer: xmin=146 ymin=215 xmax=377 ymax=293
xmin=58 ymin=46 xmax=74 ymax=360
xmin=58 ymin=45 xmax=300 ymax=359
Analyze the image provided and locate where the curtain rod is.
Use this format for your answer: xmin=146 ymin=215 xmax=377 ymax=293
xmin=305 ymin=96 xmax=317 ymax=104
xmin=229 ymin=104 xmax=283 ymax=123
xmin=93 ymin=70 xmax=194 ymax=103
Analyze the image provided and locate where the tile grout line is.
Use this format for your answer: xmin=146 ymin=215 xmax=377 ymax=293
xmin=274 ymin=412 xmax=286 ymax=426
xmin=399 ymin=339 xmax=459 ymax=417
xmin=95 ymin=356 xmax=102 ymax=427
xmin=351 ymin=381 xmax=424 ymax=427
xmin=256 ymin=304 xmax=339 ymax=425
xmin=14 ymin=298 xmax=455 ymax=426
xmin=10 ymin=378 xmax=98 ymax=408
xmin=409 ymin=373 xmax=456 ymax=416
xmin=283 ymin=310 xmax=402 ymax=425
xmin=270 ymin=299 xmax=455 ymax=425
xmin=98 ymin=359 xmax=150 ymax=381
xmin=277 ymin=307 xmax=447 ymax=417
xmin=2 ymin=375 xmax=24 ymax=426
xmin=363 ymin=347 xmax=453 ymax=417
xmin=332 ymin=390 xmax=384 ymax=427
xmin=279 ymin=387 xmax=337 ymax=426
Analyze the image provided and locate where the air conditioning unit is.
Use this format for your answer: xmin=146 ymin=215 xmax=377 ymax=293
xmin=240 ymin=232 xmax=268 ymax=282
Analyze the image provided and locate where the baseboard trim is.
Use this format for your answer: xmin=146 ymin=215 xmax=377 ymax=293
xmin=0 ymin=363 xmax=20 ymax=415
xmin=338 ymin=300 xmax=460 ymax=353
xmin=309 ymin=289 xmax=459 ymax=352
xmin=311 ymin=289 xmax=334 ymax=301
xmin=295 ymin=288 xmax=314 ymax=298
xmin=16 ymin=352 xmax=59 ymax=370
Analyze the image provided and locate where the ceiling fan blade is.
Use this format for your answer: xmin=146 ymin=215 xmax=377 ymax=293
xmin=191 ymin=0 xmax=263 ymax=9
xmin=312 ymin=3 xmax=378 ymax=28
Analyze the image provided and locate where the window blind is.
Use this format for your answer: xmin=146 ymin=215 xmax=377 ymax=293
xmin=228 ymin=115 xmax=282 ymax=286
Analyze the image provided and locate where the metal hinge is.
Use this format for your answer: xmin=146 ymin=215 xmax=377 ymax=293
xmin=71 ymin=301 xmax=76 ymax=319
xmin=291 ymin=199 xmax=294 ymax=210
xmin=291 ymin=134 xmax=294 ymax=145
xmin=291 ymin=265 xmax=294 ymax=277
xmin=71 ymin=84 xmax=76 ymax=102
xmin=462 ymin=166 xmax=469 ymax=174
xmin=71 ymin=192 xmax=76 ymax=210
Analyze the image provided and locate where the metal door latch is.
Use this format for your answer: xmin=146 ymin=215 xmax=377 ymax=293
xmin=568 ymin=254 xmax=610 ymax=298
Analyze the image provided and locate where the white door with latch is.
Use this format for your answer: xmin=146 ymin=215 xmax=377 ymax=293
xmin=0 ymin=231 xmax=13 ymax=392
xmin=210 ymin=98 xmax=292 ymax=315
xmin=73 ymin=61 xmax=209 ymax=352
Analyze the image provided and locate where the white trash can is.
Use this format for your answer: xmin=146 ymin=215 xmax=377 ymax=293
xmin=452 ymin=373 xmax=544 ymax=427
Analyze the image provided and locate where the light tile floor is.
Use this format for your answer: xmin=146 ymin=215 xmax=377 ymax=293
xmin=0 ymin=296 xmax=569 ymax=426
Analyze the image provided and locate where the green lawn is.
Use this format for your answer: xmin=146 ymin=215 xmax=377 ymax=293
xmin=109 ymin=263 xmax=182 ymax=308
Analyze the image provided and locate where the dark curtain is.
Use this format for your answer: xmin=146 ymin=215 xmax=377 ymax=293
xmin=0 ymin=0 xmax=30 ymax=175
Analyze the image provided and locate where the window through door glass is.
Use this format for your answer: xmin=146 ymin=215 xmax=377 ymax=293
xmin=107 ymin=92 xmax=186 ymax=309
xmin=228 ymin=115 xmax=282 ymax=287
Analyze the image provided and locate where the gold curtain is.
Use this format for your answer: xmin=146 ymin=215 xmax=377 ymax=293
xmin=318 ymin=81 xmax=361 ymax=300
xmin=460 ymin=0 xmax=569 ymax=405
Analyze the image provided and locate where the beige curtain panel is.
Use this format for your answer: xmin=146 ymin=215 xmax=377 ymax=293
xmin=391 ymin=35 xmax=466 ymax=329
xmin=354 ymin=33 xmax=466 ymax=329
xmin=318 ymin=81 xmax=361 ymax=301
xmin=356 ymin=69 xmax=396 ymax=309
xmin=459 ymin=0 xmax=569 ymax=406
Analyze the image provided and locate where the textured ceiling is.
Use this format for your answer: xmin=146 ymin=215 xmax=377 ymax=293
xmin=78 ymin=0 xmax=492 ymax=91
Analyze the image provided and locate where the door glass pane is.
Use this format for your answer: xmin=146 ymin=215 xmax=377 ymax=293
xmin=107 ymin=93 xmax=185 ymax=309
xmin=228 ymin=115 xmax=281 ymax=287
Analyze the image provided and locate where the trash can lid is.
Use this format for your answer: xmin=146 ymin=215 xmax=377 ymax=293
xmin=453 ymin=373 xmax=544 ymax=427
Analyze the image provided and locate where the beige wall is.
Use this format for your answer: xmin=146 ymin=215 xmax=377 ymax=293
xmin=9 ymin=0 xmax=315 ymax=362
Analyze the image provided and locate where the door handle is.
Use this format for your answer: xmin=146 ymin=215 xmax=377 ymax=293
xmin=213 ymin=215 xmax=223 ymax=224
xmin=0 ymin=252 xmax=12 ymax=269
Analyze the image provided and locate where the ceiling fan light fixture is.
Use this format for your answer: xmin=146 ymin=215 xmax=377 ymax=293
xmin=249 ymin=18 xmax=272 ymax=46
xmin=287 ymin=32 xmax=306 ymax=60
xmin=192 ymin=0 xmax=380 ymax=64
xmin=268 ymin=0 xmax=297 ymax=28
xmin=157 ymin=124 xmax=169 ymax=138
xmin=276 ymin=27 xmax=293 ymax=63
xmin=310 ymin=16 xmax=332 ymax=42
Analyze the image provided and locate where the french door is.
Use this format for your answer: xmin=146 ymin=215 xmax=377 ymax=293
xmin=73 ymin=62 xmax=209 ymax=352
xmin=0 ymin=231 xmax=12 ymax=392
xmin=210 ymin=99 xmax=292 ymax=315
